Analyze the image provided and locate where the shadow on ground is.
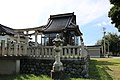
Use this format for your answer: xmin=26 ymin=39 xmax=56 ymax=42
xmin=89 ymin=59 xmax=113 ymax=80
xmin=0 ymin=75 xmax=17 ymax=80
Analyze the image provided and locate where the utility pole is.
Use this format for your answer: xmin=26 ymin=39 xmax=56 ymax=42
xmin=107 ymin=41 xmax=109 ymax=55
xmin=103 ymin=27 xmax=106 ymax=57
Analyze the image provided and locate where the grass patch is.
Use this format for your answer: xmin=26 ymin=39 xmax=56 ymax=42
xmin=0 ymin=58 xmax=120 ymax=80
xmin=89 ymin=58 xmax=120 ymax=80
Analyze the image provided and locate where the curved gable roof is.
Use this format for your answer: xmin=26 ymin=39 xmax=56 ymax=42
xmin=43 ymin=12 xmax=82 ymax=36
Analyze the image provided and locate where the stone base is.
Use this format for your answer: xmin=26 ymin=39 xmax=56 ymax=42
xmin=51 ymin=70 xmax=64 ymax=80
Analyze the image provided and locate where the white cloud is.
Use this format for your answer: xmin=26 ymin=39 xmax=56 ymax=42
xmin=0 ymin=0 xmax=111 ymax=29
xmin=76 ymin=0 xmax=111 ymax=25
xmin=97 ymin=21 xmax=108 ymax=27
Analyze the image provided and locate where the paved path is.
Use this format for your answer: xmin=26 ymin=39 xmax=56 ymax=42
xmin=112 ymin=57 xmax=120 ymax=59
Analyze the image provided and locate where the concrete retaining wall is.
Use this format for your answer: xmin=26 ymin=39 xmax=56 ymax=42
xmin=0 ymin=60 xmax=20 ymax=75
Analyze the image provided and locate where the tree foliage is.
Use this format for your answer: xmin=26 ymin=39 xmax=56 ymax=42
xmin=108 ymin=0 xmax=120 ymax=31
xmin=96 ymin=33 xmax=120 ymax=56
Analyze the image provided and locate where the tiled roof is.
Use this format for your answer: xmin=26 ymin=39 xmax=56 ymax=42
xmin=44 ymin=17 xmax=70 ymax=33
xmin=43 ymin=12 xmax=82 ymax=36
xmin=0 ymin=24 xmax=16 ymax=35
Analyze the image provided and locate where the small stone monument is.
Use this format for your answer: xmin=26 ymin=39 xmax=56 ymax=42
xmin=51 ymin=34 xmax=64 ymax=80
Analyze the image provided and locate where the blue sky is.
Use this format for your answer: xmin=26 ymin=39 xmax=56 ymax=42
xmin=81 ymin=15 xmax=120 ymax=45
xmin=0 ymin=0 xmax=119 ymax=45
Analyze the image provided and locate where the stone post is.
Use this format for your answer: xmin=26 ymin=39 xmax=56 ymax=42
xmin=1 ymin=40 xmax=5 ymax=56
xmin=81 ymin=42 xmax=87 ymax=58
xmin=51 ymin=34 xmax=64 ymax=80
xmin=17 ymin=33 xmax=21 ymax=56
xmin=18 ymin=43 xmax=21 ymax=55
xmin=13 ymin=41 xmax=17 ymax=56
xmin=7 ymin=40 xmax=11 ymax=56
xmin=17 ymin=33 xmax=20 ymax=44
xmin=80 ymin=36 xmax=89 ymax=78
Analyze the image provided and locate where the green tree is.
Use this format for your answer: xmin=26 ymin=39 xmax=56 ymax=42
xmin=108 ymin=0 xmax=120 ymax=31
xmin=96 ymin=33 xmax=120 ymax=56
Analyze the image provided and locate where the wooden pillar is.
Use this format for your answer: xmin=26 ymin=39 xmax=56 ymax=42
xmin=35 ymin=30 xmax=38 ymax=46
xmin=24 ymin=31 xmax=29 ymax=56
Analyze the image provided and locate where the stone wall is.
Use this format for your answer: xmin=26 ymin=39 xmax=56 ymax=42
xmin=20 ymin=57 xmax=89 ymax=78
xmin=20 ymin=59 xmax=54 ymax=76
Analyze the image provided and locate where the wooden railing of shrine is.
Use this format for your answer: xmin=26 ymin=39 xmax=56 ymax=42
xmin=0 ymin=40 xmax=81 ymax=59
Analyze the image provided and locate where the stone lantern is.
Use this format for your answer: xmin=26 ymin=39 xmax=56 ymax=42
xmin=51 ymin=34 xmax=64 ymax=80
